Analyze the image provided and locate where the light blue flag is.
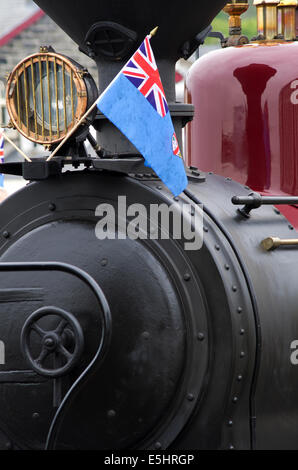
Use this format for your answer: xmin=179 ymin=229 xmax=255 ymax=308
xmin=97 ymin=34 xmax=188 ymax=197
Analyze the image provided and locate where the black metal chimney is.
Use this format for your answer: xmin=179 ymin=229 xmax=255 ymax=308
xmin=34 ymin=0 xmax=227 ymax=155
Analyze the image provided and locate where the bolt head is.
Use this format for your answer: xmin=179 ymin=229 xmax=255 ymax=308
xmin=197 ymin=333 xmax=205 ymax=341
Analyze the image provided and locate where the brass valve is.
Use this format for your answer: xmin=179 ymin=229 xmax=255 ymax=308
xmin=223 ymin=1 xmax=249 ymax=46
xmin=223 ymin=1 xmax=249 ymax=36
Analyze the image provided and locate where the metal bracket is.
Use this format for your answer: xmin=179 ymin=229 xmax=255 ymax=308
xmin=83 ymin=21 xmax=137 ymax=60
xmin=186 ymin=167 xmax=206 ymax=183
xmin=0 ymin=156 xmax=147 ymax=180
xmin=180 ymin=25 xmax=212 ymax=60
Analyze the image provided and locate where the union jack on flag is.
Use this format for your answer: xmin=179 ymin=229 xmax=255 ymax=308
xmin=97 ymin=32 xmax=188 ymax=196
xmin=123 ymin=36 xmax=169 ymax=118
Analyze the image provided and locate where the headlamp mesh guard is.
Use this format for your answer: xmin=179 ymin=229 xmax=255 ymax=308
xmin=6 ymin=52 xmax=88 ymax=145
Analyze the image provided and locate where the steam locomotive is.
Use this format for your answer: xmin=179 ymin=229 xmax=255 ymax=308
xmin=0 ymin=0 xmax=298 ymax=450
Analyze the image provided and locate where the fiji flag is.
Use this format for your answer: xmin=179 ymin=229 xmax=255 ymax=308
xmin=97 ymin=34 xmax=188 ymax=197
xmin=0 ymin=132 xmax=4 ymax=187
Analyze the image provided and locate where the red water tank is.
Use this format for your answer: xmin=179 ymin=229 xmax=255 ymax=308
xmin=186 ymin=41 xmax=298 ymax=227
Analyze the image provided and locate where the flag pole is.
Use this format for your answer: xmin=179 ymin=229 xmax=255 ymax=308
xmin=47 ymin=26 xmax=159 ymax=163
xmin=1 ymin=130 xmax=32 ymax=162
xmin=46 ymin=98 xmax=100 ymax=161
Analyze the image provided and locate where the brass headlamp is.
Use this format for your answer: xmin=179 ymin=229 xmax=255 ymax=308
xmin=6 ymin=48 xmax=98 ymax=146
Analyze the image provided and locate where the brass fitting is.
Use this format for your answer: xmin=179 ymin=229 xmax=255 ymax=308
xmin=254 ymin=0 xmax=280 ymax=40
xmin=223 ymin=1 xmax=249 ymax=46
xmin=39 ymin=45 xmax=49 ymax=53
xmin=277 ymin=0 xmax=297 ymax=40
xmin=223 ymin=1 xmax=249 ymax=36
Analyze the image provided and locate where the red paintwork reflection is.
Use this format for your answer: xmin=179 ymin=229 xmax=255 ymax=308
xmin=186 ymin=43 xmax=298 ymax=228
xmin=233 ymin=64 xmax=276 ymax=190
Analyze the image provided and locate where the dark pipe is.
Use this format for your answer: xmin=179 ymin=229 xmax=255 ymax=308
xmin=232 ymin=195 xmax=298 ymax=206
xmin=232 ymin=192 xmax=298 ymax=217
